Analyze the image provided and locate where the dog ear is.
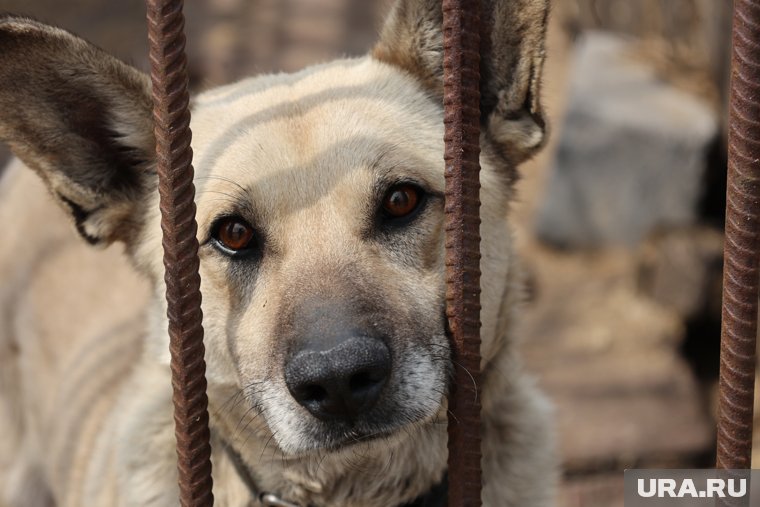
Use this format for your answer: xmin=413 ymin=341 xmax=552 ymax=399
xmin=373 ymin=0 xmax=549 ymax=164
xmin=0 ymin=16 xmax=156 ymax=246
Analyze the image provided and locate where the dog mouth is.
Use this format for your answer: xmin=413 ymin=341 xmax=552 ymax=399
xmin=276 ymin=422 xmax=413 ymax=458
xmin=281 ymin=395 xmax=447 ymax=457
xmin=318 ymin=425 xmax=400 ymax=452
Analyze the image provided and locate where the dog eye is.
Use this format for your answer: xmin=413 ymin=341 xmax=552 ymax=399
xmin=212 ymin=217 xmax=256 ymax=254
xmin=381 ymin=184 xmax=422 ymax=219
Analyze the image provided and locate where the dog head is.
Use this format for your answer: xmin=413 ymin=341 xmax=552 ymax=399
xmin=0 ymin=0 xmax=548 ymax=457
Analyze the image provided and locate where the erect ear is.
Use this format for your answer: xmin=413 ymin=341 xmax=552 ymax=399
xmin=373 ymin=0 xmax=549 ymax=164
xmin=0 ymin=16 xmax=156 ymax=246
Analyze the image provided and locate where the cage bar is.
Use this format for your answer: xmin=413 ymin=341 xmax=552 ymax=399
xmin=717 ymin=0 xmax=760 ymax=472
xmin=442 ymin=0 xmax=484 ymax=505
xmin=145 ymin=0 xmax=214 ymax=505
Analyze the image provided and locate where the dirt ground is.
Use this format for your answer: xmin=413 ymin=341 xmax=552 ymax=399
xmin=0 ymin=1 xmax=742 ymax=506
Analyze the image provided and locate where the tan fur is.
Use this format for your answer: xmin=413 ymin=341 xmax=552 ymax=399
xmin=0 ymin=2 xmax=556 ymax=506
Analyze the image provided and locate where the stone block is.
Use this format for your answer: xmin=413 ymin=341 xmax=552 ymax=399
xmin=535 ymin=32 xmax=718 ymax=248
xmin=520 ymin=245 xmax=714 ymax=472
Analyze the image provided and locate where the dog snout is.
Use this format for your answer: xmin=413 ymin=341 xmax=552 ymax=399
xmin=285 ymin=336 xmax=391 ymax=421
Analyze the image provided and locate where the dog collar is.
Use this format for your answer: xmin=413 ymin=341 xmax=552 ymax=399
xmin=221 ymin=436 xmax=448 ymax=507
xmin=400 ymin=473 xmax=448 ymax=507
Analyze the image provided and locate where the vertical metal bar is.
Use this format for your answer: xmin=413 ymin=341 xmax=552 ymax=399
xmin=146 ymin=1 xmax=214 ymax=505
xmin=443 ymin=0 xmax=483 ymax=505
xmin=717 ymin=0 xmax=760 ymax=471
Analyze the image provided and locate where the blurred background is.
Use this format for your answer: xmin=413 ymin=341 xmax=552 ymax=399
xmin=0 ymin=1 xmax=745 ymax=506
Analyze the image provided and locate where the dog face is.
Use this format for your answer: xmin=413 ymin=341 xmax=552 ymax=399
xmin=181 ymin=63 xmax=454 ymax=454
xmin=0 ymin=0 xmax=548 ymax=457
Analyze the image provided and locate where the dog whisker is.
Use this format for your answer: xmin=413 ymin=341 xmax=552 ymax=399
xmin=195 ymin=174 xmax=248 ymax=193
xmin=213 ymin=389 xmax=244 ymax=417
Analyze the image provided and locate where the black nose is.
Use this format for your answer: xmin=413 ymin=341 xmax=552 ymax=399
xmin=285 ymin=336 xmax=391 ymax=421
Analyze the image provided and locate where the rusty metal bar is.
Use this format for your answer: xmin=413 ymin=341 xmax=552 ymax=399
xmin=443 ymin=0 xmax=483 ymax=505
xmin=717 ymin=0 xmax=760 ymax=471
xmin=146 ymin=1 xmax=214 ymax=505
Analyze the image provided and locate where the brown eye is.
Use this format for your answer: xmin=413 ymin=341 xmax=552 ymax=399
xmin=382 ymin=184 xmax=421 ymax=219
xmin=214 ymin=217 xmax=255 ymax=252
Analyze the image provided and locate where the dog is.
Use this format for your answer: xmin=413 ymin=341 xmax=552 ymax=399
xmin=0 ymin=1 xmax=556 ymax=505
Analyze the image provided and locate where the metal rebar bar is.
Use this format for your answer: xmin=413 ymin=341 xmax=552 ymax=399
xmin=717 ymin=0 xmax=760 ymax=472
xmin=146 ymin=1 xmax=214 ymax=505
xmin=442 ymin=0 xmax=483 ymax=505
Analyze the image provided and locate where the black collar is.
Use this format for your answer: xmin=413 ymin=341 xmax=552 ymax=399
xmin=401 ymin=473 xmax=448 ymax=507
xmin=221 ymin=437 xmax=448 ymax=507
